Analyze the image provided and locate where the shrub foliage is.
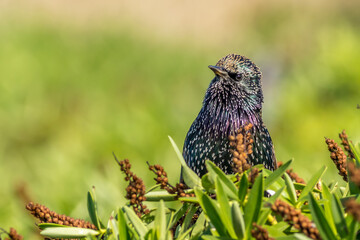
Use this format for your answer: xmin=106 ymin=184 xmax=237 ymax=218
xmin=8 ymin=131 xmax=360 ymax=240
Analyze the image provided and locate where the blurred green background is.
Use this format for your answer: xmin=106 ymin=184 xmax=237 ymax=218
xmin=0 ymin=0 xmax=359 ymax=238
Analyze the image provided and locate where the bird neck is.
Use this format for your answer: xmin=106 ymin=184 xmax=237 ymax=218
xmin=199 ymin=93 xmax=263 ymax=138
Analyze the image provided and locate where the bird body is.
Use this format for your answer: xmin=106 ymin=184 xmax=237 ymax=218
xmin=182 ymin=54 xmax=276 ymax=177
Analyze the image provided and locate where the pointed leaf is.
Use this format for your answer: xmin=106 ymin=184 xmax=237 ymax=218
xmin=192 ymin=212 xmax=206 ymax=237
xmin=331 ymin=194 xmax=348 ymax=238
xmin=123 ymin=206 xmax=148 ymax=237
xmin=308 ymin=193 xmax=337 ymax=240
xmin=38 ymin=223 xmax=69 ymax=229
xmin=215 ymin=177 xmax=237 ymax=238
xmin=231 ymin=201 xmax=245 ymax=239
xmin=238 ymin=173 xmax=249 ymax=204
xmin=294 ymin=182 xmax=321 ymax=193
xmin=40 ymin=227 xmax=98 ymax=238
xmin=144 ymin=190 xmax=177 ymax=201
xmin=109 ymin=215 xmax=119 ymax=239
xmin=265 ymin=222 xmax=289 ymax=238
xmin=298 ymin=166 xmax=326 ymax=202
xmin=347 ymin=219 xmax=359 ymax=240
xmin=206 ymin=160 xmax=238 ymax=199
xmin=284 ymin=172 xmax=297 ymax=205
xmin=87 ymin=188 xmax=101 ymax=230
xmin=169 ymin=136 xmax=201 ymax=188
xmin=169 ymin=203 xmax=191 ymax=229
xmin=177 ymin=197 xmax=199 ymax=203
xmin=321 ymin=184 xmax=337 ymax=233
xmin=155 ymin=200 xmax=167 ymax=240
xmin=179 ymin=204 xmax=197 ymax=235
xmin=176 ymin=227 xmax=193 ymax=240
xmin=117 ymin=209 xmax=130 ymax=240
xmin=265 ymin=159 xmax=292 ymax=188
xmin=244 ymin=173 xmax=263 ymax=236
xmin=194 ymin=187 xmax=228 ymax=237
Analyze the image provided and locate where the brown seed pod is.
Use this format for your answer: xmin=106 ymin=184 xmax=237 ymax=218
xmin=325 ymin=137 xmax=348 ymax=182
xmin=25 ymin=202 xmax=97 ymax=230
xmin=229 ymin=123 xmax=253 ymax=174
xmin=272 ymin=199 xmax=321 ymax=240
xmin=115 ymin=155 xmax=149 ymax=217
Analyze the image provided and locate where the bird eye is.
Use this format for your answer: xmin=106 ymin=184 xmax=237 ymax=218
xmin=235 ymin=73 xmax=243 ymax=81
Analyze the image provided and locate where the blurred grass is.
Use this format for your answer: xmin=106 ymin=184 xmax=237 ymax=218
xmin=0 ymin=1 xmax=359 ymax=238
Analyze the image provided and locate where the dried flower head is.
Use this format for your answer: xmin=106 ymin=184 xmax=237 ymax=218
xmin=248 ymin=167 xmax=260 ymax=185
xmin=325 ymin=137 xmax=348 ymax=182
xmin=278 ymin=162 xmax=305 ymax=184
xmin=272 ymin=199 xmax=321 ymax=240
xmin=26 ymin=202 xmax=96 ymax=229
xmin=147 ymin=162 xmax=194 ymax=198
xmin=251 ymin=223 xmax=274 ymax=240
xmin=348 ymin=162 xmax=360 ymax=188
xmin=229 ymin=123 xmax=253 ymax=174
xmin=339 ymin=130 xmax=355 ymax=159
xmin=115 ymin=157 xmax=149 ymax=217
xmin=0 ymin=227 xmax=23 ymax=240
xmin=345 ymin=198 xmax=360 ymax=222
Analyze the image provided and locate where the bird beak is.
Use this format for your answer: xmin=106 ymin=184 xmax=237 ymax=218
xmin=208 ymin=65 xmax=227 ymax=77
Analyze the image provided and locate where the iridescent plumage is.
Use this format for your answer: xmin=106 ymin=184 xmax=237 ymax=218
xmin=183 ymin=54 xmax=276 ymax=177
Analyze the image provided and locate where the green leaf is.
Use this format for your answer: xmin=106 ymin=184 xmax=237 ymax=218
xmin=117 ymin=209 xmax=130 ymax=240
xmin=294 ymin=183 xmax=321 ymax=193
xmin=265 ymin=222 xmax=289 ymax=238
xmin=38 ymin=223 xmax=69 ymax=230
xmin=177 ymin=197 xmax=199 ymax=203
xmin=40 ymin=227 xmax=98 ymax=238
xmin=109 ymin=215 xmax=119 ymax=240
xmin=169 ymin=203 xmax=191 ymax=229
xmin=123 ymin=206 xmax=148 ymax=238
xmin=231 ymin=201 xmax=245 ymax=239
xmin=215 ymin=177 xmax=237 ymax=238
xmin=321 ymin=184 xmax=337 ymax=234
xmin=87 ymin=187 xmax=101 ymax=230
xmin=144 ymin=190 xmax=177 ymax=201
xmin=176 ymin=227 xmax=193 ymax=240
xmin=265 ymin=159 xmax=292 ymax=189
xmin=202 ymin=174 xmax=215 ymax=191
xmin=192 ymin=212 xmax=206 ymax=237
xmin=179 ymin=204 xmax=197 ymax=235
xmin=308 ymin=193 xmax=337 ymax=240
xmin=155 ymin=200 xmax=167 ymax=240
xmin=146 ymin=184 xmax=161 ymax=193
xmin=276 ymin=233 xmax=312 ymax=240
xmin=238 ymin=173 xmax=249 ymax=204
xmin=194 ymin=187 xmax=228 ymax=237
xmin=331 ymin=193 xmax=348 ymax=238
xmin=284 ymin=172 xmax=297 ymax=205
xmin=201 ymin=236 xmax=235 ymax=240
xmin=205 ymin=160 xmax=238 ymax=200
xmin=349 ymin=141 xmax=360 ymax=166
xmin=244 ymin=173 xmax=263 ymax=237
xmin=169 ymin=136 xmax=201 ymax=188
xmin=298 ymin=166 xmax=326 ymax=203
xmin=347 ymin=218 xmax=359 ymax=240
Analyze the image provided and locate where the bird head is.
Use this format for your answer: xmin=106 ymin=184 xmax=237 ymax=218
xmin=207 ymin=54 xmax=264 ymax=110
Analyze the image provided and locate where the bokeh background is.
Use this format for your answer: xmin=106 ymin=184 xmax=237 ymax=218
xmin=0 ymin=0 xmax=359 ymax=238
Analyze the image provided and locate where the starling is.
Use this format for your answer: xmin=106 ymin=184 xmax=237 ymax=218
xmin=182 ymin=54 xmax=277 ymax=177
